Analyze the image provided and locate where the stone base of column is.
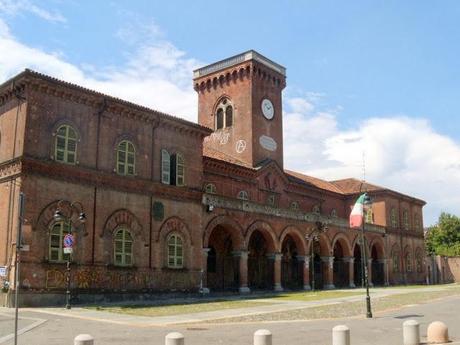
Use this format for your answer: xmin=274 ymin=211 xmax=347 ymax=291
xmin=199 ymin=287 xmax=210 ymax=294
xmin=303 ymin=284 xmax=312 ymax=291
xmin=323 ymin=284 xmax=336 ymax=290
xmin=274 ymin=283 xmax=283 ymax=292
xmin=349 ymin=283 xmax=356 ymax=288
xmin=368 ymin=282 xmax=374 ymax=288
xmin=239 ymin=286 xmax=251 ymax=294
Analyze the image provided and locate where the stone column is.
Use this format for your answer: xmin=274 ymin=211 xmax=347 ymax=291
xmin=200 ymin=248 xmax=211 ymax=293
xmin=233 ymin=251 xmax=250 ymax=293
xmin=382 ymin=258 xmax=390 ymax=286
xmin=322 ymin=256 xmax=335 ymax=290
xmin=367 ymin=258 xmax=374 ymax=287
xmin=297 ymin=255 xmax=311 ymax=290
xmin=268 ymin=253 xmax=283 ymax=292
xmin=343 ymin=256 xmax=355 ymax=288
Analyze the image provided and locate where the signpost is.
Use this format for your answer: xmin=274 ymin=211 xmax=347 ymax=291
xmin=63 ymin=234 xmax=74 ymax=254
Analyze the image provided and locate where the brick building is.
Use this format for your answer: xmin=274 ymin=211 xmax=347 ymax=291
xmin=0 ymin=50 xmax=426 ymax=306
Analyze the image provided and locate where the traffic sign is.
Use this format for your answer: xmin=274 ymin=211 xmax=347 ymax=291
xmin=63 ymin=234 xmax=75 ymax=248
xmin=63 ymin=247 xmax=73 ymax=254
xmin=0 ymin=266 xmax=7 ymax=277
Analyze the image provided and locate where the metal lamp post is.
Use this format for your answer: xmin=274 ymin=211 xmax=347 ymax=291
xmin=361 ymin=193 xmax=373 ymax=318
xmin=306 ymin=221 xmax=328 ymax=291
xmin=53 ymin=201 xmax=86 ymax=310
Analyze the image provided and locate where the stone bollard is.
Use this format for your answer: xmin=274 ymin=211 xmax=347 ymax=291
xmin=427 ymin=321 xmax=449 ymax=344
xmin=74 ymin=334 xmax=94 ymax=345
xmin=332 ymin=325 xmax=350 ymax=345
xmin=165 ymin=332 xmax=185 ymax=345
xmin=254 ymin=329 xmax=272 ymax=345
xmin=403 ymin=320 xmax=420 ymax=345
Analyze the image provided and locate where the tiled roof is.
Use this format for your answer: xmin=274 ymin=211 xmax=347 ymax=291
xmin=284 ymin=170 xmax=344 ymax=194
xmin=330 ymin=178 xmax=385 ymax=194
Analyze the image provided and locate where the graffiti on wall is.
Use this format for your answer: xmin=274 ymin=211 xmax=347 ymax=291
xmin=45 ymin=268 xmax=153 ymax=290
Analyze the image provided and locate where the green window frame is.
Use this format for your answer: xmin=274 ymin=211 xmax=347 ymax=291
xmin=403 ymin=210 xmax=409 ymax=230
xmin=205 ymin=183 xmax=216 ymax=194
xmin=49 ymin=222 xmax=71 ymax=262
xmin=405 ymin=252 xmax=412 ymax=272
xmin=390 ymin=208 xmax=398 ymax=228
xmin=55 ymin=125 xmax=77 ymax=164
xmin=114 ymin=228 xmax=133 ymax=266
xmin=365 ymin=209 xmax=373 ymax=224
xmin=237 ymin=190 xmax=249 ymax=200
xmin=167 ymin=234 xmax=183 ymax=268
xmin=392 ymin=251 xmax=400 ymax=273
xmin=161 ymin=149 xmax=170 ymax=184
xmin=116 ymin=140 xmax=135 ymax=176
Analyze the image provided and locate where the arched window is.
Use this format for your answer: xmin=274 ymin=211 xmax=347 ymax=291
xmin=290 ymin=201 xmax=299 ymax=210
xmin=55 ymin=125 xmax=77 ymax=164
xmin=49 ymin=222 xmax=71 ymax=262
xmin=405 ymin=252 xmax=412 ymax=272
xmin=267 ymin=194 xmax=275 ymax=206
xmin=161 ymin=149 xmax=170 ymax=184
xmin=365 ymin=209 xmax=373 ymax=224
xmin=114 ymin=228 xmax=133 ymax=266
xmin=331 ymin=209 xmax=338 ymax=218
xmin=215 ymin=98 xmax=233 ymax=130
xmin=116 ymin=140 xmax=135 ymax=176
xmin=415 ymin=252 xmax=423 ymax=273
xmin=414 ymin=213 xmax=420 ymax=231
xmin=403 ymin=210 xmax=409 ymax=230
xmin=205 ymin=183 xmax=216 ymax=194
xmin=312 ymin=205 xmax=320 ymax=214
xmin=168 ymin=234 xmax=183 ymax=268
xmin=390 ymin=208 xmax=398 ymax=228
xmin=237 ymin=190 xmax=249 ymax=200
xmin=392 ymin=250 xmax=400 ymax=273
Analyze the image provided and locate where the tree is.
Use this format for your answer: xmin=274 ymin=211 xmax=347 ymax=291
xmin=425 ymin=213 xmax=460 ymax=256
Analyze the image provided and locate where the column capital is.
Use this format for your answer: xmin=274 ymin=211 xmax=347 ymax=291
xmin=296 ymin=255 xmax=310 ymax=262
xmin=202 ymin=247 xmax=211 ymax=255
xmin=267 ymin=252 xmax=283 ymax=261
xmin=232 ymin=250 xmax=248 ymax=259
xmin=342 ymin=256 xmax=355 ymax=263
xmin=321 ymin=256 xmax=334 ymax=263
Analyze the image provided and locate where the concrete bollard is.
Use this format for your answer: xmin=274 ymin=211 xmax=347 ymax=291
xmin=165 ymin=332 xmax=185 ymax=345
xmin=427 ymin=321 xmax=449 ymax=344
xmin=74 ymin=334 xmax=94 ymax=345
xmin=403 ymin=320 xmax=420 ymax=345
xmin=332 ymin=325 xmax=350 ymax=345
xmin=254 ymin=329 xmax=272 ymax=345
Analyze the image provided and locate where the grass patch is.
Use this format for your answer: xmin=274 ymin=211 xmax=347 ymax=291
xmin=206 ymin=287 xmax=460 ymax=323
xmin=88 ymin=300 xmax=272 ymax=317
xmin=269 ymin=290 xmax=362 ymax=301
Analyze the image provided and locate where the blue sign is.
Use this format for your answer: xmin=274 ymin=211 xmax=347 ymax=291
xmin=63 ymin=234 xmax=74 ymax=248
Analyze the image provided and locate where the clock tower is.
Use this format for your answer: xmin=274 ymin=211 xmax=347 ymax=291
xmin=194 ymin=50 xmax=286 ymax=169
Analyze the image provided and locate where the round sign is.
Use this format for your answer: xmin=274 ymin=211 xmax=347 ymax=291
xmin=63 ymin=234 xmax=75 ymax=248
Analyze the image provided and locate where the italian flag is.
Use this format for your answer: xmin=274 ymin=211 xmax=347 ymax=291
xmin=349 ymin=193 xmax=367 ymax=228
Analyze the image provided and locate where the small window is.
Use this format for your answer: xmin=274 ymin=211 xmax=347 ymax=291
xmin=290 ymin=201 xmax=299 ymax=210
xmin=168 ymin=234 xmax=184 ymax=268
xmin=215 ymin=98 xmax=233 ymax=130
xmin=331 ymin=209 xmax=337 ymax=218
xmin=414 ymin=214 xmax=421 ymax=231
xmin=365 ymin=209 xmax=373 ymax=224
xmin=267 ymin=194 xmax=275 ymax=206
xmin=205 ymin=183 xmax=217 ymax=194
xmin=55 ymin=125 xmax=77 ymax=164
xmin=390 ymin=208 xmax=398 ymax=228
xmin=116 ymin=140 xmax=135 ymax=176
xmin=312 ymin=205 xmax=320 ymax=214
xmin=415 ymin=253 xmax=423 ymax=272
xmin=49 ymin=222 xmax=71 ymax=262
xmin=405 ymin=252 xmax=412 ymax=272
xmin=114 ymin=228 xmax=133 ymax=266
xmin=161 ymin=149 xmax=171 ymax=184
xmin=403 ymin=210 xmax=409 ymax=230
xmin=237 ymin=190 xmax=249 ymax=200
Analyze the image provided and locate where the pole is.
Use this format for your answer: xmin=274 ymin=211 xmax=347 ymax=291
xmin=311 ymin=238 xmax=315 ymax=291
xmin=361 ymin=219 xmax=372 ymax=318
xmin=14 ymin=192 xmax=25 ymax=345
xmin=66 ymin=219 xmax=72 ymax=310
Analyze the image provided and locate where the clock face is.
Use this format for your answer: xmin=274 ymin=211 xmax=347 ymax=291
xmin=261 ymin=98 xmax=274 ymax=120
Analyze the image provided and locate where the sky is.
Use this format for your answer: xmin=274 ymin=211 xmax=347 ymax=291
xmin=1 ymin=0 xmax=459 ymax=225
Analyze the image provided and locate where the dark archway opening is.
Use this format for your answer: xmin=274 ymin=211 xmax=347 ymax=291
xmin=371 ymin=245 xmax=384 ymax=286
xmin=354 ymin=244 xmax=364 ymax=287
xmin=248 ymin=230 xmax=273 ymax=290
xmin=333 ymin=241 xmax=349 ymax=287
xmin=281 ymin=235 xmax=302 ymax=290
xmin=311 ymin=240 xmax=324 ymax=290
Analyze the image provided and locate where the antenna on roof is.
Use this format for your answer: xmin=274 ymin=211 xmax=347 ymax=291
xmin=362 ymin=150 xmax=366 ymax=183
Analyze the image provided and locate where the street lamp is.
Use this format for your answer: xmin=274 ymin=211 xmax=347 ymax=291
xmin=361 ymin=193 xmax=373 ymax=318
xmin=306 ymin=220 xmax=328 ymax=291
xmin=53 ymin=200 xmax=86 ymax=309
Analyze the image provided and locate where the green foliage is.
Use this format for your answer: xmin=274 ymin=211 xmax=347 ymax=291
xmin=426 ymin=213 xmax=460 ymax=256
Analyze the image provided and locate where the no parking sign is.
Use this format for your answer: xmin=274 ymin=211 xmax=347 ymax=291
xmin=63 ymin=234 xmax=74 ymax=254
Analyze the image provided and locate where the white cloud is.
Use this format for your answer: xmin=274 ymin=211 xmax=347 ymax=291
xmin=283 ymin=98 xmax=460 ymax=225
xmin=0 ymin=0 xmax=66 ymax=23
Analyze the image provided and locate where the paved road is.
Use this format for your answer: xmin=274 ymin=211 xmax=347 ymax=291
xmin=1 ymin=290 xmax=459 ymax=344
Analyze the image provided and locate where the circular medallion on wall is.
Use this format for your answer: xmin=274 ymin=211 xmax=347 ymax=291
xmin=261 ymin=98 xmax=274 ymax=120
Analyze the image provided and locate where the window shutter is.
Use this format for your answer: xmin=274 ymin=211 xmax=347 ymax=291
xmin=161 ymin=150 xmax=171 ymax=184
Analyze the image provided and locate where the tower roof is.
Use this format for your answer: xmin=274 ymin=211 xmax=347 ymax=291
xmin=193 ymin=50 xmax=286 ymax=79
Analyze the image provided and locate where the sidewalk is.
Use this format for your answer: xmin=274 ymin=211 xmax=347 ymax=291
xmin=21 ymin=285 xmax=454 ymax=327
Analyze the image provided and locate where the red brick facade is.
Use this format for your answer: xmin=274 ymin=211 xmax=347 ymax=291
xmin=0 ymin=51 xmax=426 ymax=306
